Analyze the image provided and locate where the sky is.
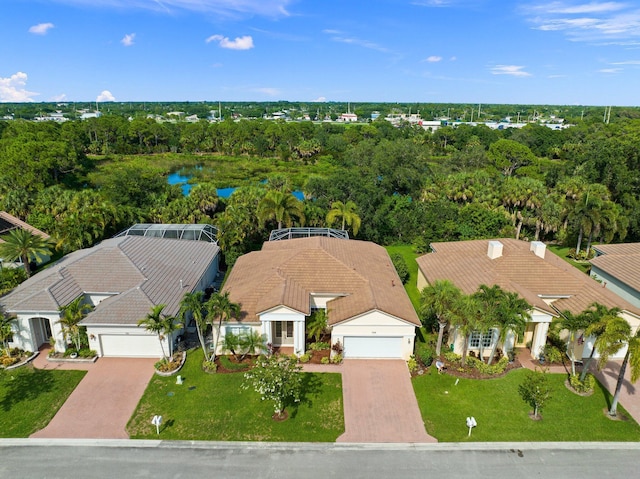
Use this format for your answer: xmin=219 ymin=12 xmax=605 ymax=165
xmin=1 ymin=0 xmax=640 ymax=105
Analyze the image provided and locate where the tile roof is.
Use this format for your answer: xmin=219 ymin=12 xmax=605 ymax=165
xmin=0 ymin=235 xmax=219 ymax=326
xmin=416 ymin=238 xmax=640 ymax=318
xmin=590 ymin=243 xmax=640 ymax=294
xmin=0 ymin=211 xmax=50 ymax=244
xmin=222 ymin=237 xmax=420 ymax=326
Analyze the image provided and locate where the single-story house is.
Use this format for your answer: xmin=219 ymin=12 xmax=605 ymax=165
xmin=416 ymin=238 xmax=640 ymax=360
xmin=222 ymin=236 xmax=420 ymax=360
xmin=590 ymin=243 xmax=640 ymax=309
xmin=0 ymin=211 xmax=51 ymax=268
xmin=0 ymin=224 xmax=220 ymax=358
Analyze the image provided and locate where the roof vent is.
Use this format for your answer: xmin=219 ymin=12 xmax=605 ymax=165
xmin=487 ymin=241 xmax=503 ymax=260
xmin=530 ymin=241 xmax=546 ymax=259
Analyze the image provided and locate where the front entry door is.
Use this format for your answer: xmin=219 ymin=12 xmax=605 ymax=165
xmin=275 ymin=321 xmax=294 ymax=345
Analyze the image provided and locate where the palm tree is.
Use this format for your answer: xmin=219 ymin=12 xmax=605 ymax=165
xmin=487 ymin=290 xmax=530 ymax=365
xmin=205 ymin=291 xmax=241 ymax=362
xmin=0 ymin=229 xmax=52 ymax=277
xmin=257 ymin=190 xmax=305 ymax=229
xmin=591 ymin=316 xmax=640 ymax=417
xmin=0 ymin=308 xmax=14 ymax=355
xmin=58 ymin=296 xmax=92 ymax=352
xmin=420 ymin=280 xmax=462 ymax=356
xmin=552 ymin=309 xmax=589 ymax=376
xmin=326 ymin=200 xmax=361 ymax=236
xmin=580 ymin=303 xmax=622 ymax=381
xmin=138 ymin=304 xmax=181 ymax=361
xmin=306 ymin=309 xmax=328 ymax=343
xmin=449 ymin=293 xmax=481 ymax=366
xmin=472 ymin=284 xmax=505 ymax=363
xmin=178 ymin=291 xmax=207 ymax=358
xmin=239 ymin=329 xmax=266 ymax=360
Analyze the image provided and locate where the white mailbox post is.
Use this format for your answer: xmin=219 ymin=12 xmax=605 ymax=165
xmin=466 ymin=416 xmax=477 ymax=437
xmin=152 ymin=415 xmax=163 ymax=435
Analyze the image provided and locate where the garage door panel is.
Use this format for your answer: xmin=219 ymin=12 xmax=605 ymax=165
xmin=100 ymin=334 xmax=163 ymax=357
xmin=343 ymin=336 xmax=402 ymax=359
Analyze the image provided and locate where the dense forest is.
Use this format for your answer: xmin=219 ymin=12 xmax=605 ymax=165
xmin=0 ymin=108 xmax=639 ymax=274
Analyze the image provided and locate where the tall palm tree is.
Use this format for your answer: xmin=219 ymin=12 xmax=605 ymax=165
xmin=552 ymin=309 xmax=590 ymax=376
xmin=205 ymin=291 xmax=241 ymax=362
xmin=580 ymin=303 xmax=622 ymax=381
xmin=178 ymin=290 xmax=207 ymax=358
xmin=472 ymin=284 xmax=505 ymax=363
xmin=591 ymin=316 xmax=640 ymax=417
xmin=487 ymin=290 xmax=530 ymax=365
xmin=58 ymin=296 xmax=92 ymax=352
xmin=420 ymin=280 xmax=462 ymax=356
xmin=449 ymin=293 xmax=481 ymax=366
xmin=257 ymin=190 xmax=305 ymax=230
xmin=0 ymin=229 xmax=52 ymax=277
xmin=326 ymin=200 xmax=361 ymax=236
xmin=138 ymin=304 xmax=181 ymax=361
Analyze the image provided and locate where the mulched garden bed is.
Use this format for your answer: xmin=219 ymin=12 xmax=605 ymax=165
xmin=214 ymin=355 xmax=256 ymax=373
xmin=434 ymin=358 xmax=523 ymax=380
xmin=307 ymin=349 xmax=331 ymax=364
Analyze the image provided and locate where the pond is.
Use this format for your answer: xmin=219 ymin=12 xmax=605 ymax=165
xmin=167 ymin=170 xmax=305 ymax=200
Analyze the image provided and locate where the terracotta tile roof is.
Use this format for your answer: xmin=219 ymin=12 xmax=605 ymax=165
xmin=590 ymin=243 xmax=640 ymax=294
xmin=0 ymin=211 xmax=50 ymax=243
xmin=222 ymin=237 xmax=420 ymax=326
xmin=416 ymin=238 xmax=640 ymax=317
xmin=1 ymin=234 xmax=219 ymax=325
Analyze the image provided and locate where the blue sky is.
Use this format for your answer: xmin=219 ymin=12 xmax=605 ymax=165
xmin=2 ymin=0 xmax=640 ymax=105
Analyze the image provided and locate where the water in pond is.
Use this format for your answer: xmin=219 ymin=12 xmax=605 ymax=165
xmin=167 ymin=170 xmax=304 ymax=200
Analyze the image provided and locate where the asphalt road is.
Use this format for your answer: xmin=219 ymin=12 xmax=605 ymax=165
xmin=1 ymin=440 xmax=638 ymax=479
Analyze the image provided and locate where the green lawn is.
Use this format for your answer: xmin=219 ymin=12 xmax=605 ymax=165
xmin=547 ymin=244 xmax=591 ymax=274
xmin=0 ymin=366 xmax=86 ymax=437
xmin=385 ymin=244 xmax=421 ymax=311
xmin=413 ymin=367 xmax=640 ymax=442
xmin=127 ymin=349 xmax=344 ymax=441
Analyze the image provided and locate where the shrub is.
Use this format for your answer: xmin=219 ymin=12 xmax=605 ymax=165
xmin=320 ymin=357 xmax=330 ymax=365
xmin=1 ymin=356 xmax=18 ymax=367
xmin=390 ymin=253 xmax=410 ymax=284
xmin=78 ymin=349 xmax=97 ymax=358
xmin=330 ymin=353 xmax=343 ymax=364
xmin=443 ymin=351 xmax=461 ymax=363
xmin=541 ymin=345 xmax=563 ymax=364
xmin=299 ymin=353 xmax=311 ymax=363
xmin=202 ymin=360 xmax=217 ymax=373
xmin=309 ymin=341 xmax=330 ymax=351
xmin=473 ymin=356 xmax=509 ymax=375
xmin=569 ymin=373 xmax=595 ymax=393
xmin=415 ymin=343 xmax=434 ymax=367
xmin=407 ymin=356 xmax=418 ymax=374
xmin=331 ymin=340 xmax=343 ymax=355
xmin=219 ymin=355 xmax=251 ymax=371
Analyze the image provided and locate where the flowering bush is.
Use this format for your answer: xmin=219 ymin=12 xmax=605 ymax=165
xmin=242 ymin=355 xmax=303 ymax=418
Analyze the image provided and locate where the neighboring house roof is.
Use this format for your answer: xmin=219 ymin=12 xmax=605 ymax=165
xmin=0 ymin=211 xmax=50 ymax=244
xmin=223 ymin=237 xmax=420 ymax=326
xmin=416 ymin=238 xmax=640 ymax=318
xmin=0 ymin=235 xmax=220 ymax=326
xmin=591 ymin=243 xmax=640 ymax=295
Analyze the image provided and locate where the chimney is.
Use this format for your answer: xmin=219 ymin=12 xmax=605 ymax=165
xmin=530 ymin=241 xmax=546 ymax=259
xmin=487 ymin=241 xmax=503 ymax=260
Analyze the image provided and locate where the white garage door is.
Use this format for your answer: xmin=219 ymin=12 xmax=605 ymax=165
xmin=343 ymin=336 xmax=403 ymax=359
xmin=99 ymin=334 xmax=164 ymax=358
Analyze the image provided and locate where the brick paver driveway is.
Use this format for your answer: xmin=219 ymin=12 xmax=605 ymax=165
xmin=334 ymin=360 xmax=436 ymax=443
xmin=31 ymin=356 xmax=156 ymax=439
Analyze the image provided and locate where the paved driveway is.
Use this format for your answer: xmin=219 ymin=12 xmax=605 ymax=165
xmin=31 ymin=356 xmax=156 ymax=439
xmin=307 ymin=360 xmax=436 ymax=443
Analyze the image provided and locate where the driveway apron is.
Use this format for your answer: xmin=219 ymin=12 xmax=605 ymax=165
xmin=31 ymin=357 xmax=156 ymax=439
xmin=335 ymin=359 xmax=437 ymax=443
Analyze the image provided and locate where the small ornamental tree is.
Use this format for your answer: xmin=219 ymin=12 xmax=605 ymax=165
xmin=518 ymin=368 xmax=552 ymax=420
xmin=243 ymin=355 xmax=303 ymax=420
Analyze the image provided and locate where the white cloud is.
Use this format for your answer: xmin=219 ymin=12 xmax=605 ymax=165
xmin=255 ymin=87 xmax=280 ymax=96
xmin=121 ymin=33 xmax=136 ymax=46
xmin=450 ymin=56 xmax=457 ymax=61
xmin=49 ymin=0 xmax=292 ymax=18
xmin=97 ymin=90 xmax=115 ymax=102
xmin=598 ymin=67 xmax=622 ymax=72
xmin=323 ymin=30 xmax=392 ymax=54
xmin=0 ymin=72 xmax=39 ymax=102
xmin=490 ymin=65 xmax=532 ymax=77
xmin=312 ymin=96 xmax=326 ymax=102
xmin=50 ymin=93 xmax=68 ymax=102
xmin=522 ymin=2 xmax=640 ymax=42
xmin=206 ymin=34 xmax=254 ymax=50
xmin=610 ymin=59 xmax=640 ymax=64
xmin=423 ymin=55 xmax=442 ymax=62
xmin=29 ymin=22 xmax=55 ymax=35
